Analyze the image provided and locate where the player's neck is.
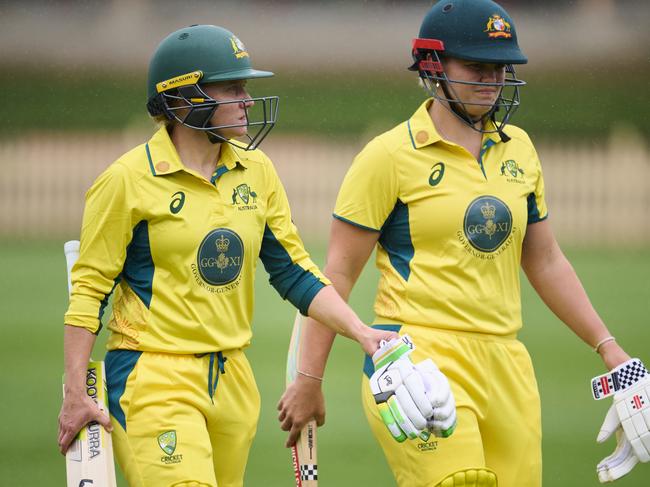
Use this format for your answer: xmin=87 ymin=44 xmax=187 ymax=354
xmin=170 ymin=124 xmax=221 ymax=180
xmin=429 ymin=100 xmax=483 ymax=160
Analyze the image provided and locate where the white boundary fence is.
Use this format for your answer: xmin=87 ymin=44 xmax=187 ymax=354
xmin=1 ymin=132 xmax=649 ymax=246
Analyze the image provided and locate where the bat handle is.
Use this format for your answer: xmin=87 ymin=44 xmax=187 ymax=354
xmin=64 ymin=240 xmax=80 ymax=295
xmin=291 ymin=445 xmax=303 ymax=487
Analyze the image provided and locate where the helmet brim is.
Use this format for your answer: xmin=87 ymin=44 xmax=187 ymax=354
xmin=203 ymin=68 xmax=274 ymax=83
xmin=446 ymin=46 xmax=528 ymax=65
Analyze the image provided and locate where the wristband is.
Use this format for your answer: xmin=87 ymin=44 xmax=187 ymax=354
xmin=297 ymin=369 xmax=323 ymax=382
xmin=591 ymin=358 xmax=648 ymax=400
xmin=373 ymin=336 xmax=414 ymax=369
xmin=594 ymin=336 xmax=616 ymax=353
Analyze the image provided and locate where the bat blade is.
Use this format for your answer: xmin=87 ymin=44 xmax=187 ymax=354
xmin=64 ymin=240 xmax=117 ymax=487
xmin=65 ymin=361 xmax=117 ymax=487
xmin=286 ymin=312 xmax=318 ymax=486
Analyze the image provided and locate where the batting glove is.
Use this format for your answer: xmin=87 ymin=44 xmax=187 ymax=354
xmin=591 ymin=358 xmax=650 ymax=482
xmin=369 ymin=335 xmax=456 ymax=442
xmin=417 ymin=359 xmax=457 ymax=438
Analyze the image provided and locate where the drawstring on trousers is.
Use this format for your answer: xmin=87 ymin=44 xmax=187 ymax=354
xmin=196 ymin=351 xmax=227 ymax=403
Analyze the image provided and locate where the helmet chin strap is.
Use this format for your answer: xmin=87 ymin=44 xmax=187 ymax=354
xmin=491 ymin=110 xmax=511 ymax=143
xmin=436 ymin=80 xmax=511 ymax=143
xmin=207 ymin=131 xmax=226 ymax=145
xmin=206 ymin=128 xmax=259 ymax=151
xmin=438 ymin=80 xmax=481 ymax=125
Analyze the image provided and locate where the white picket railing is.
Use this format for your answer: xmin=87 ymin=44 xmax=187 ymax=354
xmin=1 ymin=131 xmax=648 ymax=246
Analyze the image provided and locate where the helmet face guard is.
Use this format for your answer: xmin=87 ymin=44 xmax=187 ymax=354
xmin=149 ymin=70 xmax=279 ymax=151
xmin=146 ymin=25 xmax=279 ymax=151
xmin=411 ymin=38 xmax=525 ymax=137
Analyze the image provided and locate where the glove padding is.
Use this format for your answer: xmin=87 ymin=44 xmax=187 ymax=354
xmin=417 ymin=359 xmax=457 ymax=438
xmin=369 ymin=335 xmax=456 ymax=443
xmin=593 ymin=358 xmax=650 ymax=482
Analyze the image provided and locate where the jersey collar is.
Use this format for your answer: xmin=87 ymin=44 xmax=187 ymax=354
xmin=407 ymin=98 xmax=443 ymax=149
xmin=145 ymin=126 xmax=185 ymax=176
xmin=145 ymin=127 xmax=247 ymax=177
xmin=481 ymin=119 xmax=503 ymax=145
xmin=218 ymin=142 xmax=248 ymax=171
xmin=407 ymin=98 xmax=505 ymax=149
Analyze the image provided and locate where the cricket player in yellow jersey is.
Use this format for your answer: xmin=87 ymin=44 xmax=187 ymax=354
xmin=56 ymin=25 xmax=399 ymax=487
xmin=279 ymin=1 xmax=650 ymax=486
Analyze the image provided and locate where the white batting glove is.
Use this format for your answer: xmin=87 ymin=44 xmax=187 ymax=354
xmin=417 ymin=359 xmax=457 ymax=438
xmin=591 ymin=358 xmax=650 ymax=482
xmin=369 ymin=335 xmax=456 ymax=442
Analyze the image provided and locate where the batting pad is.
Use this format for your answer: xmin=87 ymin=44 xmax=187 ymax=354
xmin=435 ymin=468 xmax=497 ymax=487
xmin=170 ymin=482 xmax=213 ymax=487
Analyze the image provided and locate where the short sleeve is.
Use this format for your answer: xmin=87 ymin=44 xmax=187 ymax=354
xmin=527 ymin=144 xmax=548 ymax=224
xmin=334 ymin=138 xmax=399 ymax=231
xmin=258 ymin=155 xmax=330 ymax=314
xmin=64 ymin=162 xmax=141 ymax=333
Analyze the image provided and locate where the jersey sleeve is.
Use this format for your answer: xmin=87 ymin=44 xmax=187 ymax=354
xmin=64 ymin=161 xmax=141 ymax=333
xmin=258 ymin=156 xmax=330 ymax=315
xmin=333 ymin=138 xmax=399 ymax=231
xmin=526 ymin=144 xmax=549 ymax=224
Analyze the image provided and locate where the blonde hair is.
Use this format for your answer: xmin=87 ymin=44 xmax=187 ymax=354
xmin=150 ymin=113 xmax=174 ymax=129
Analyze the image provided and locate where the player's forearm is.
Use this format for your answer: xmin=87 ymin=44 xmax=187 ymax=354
xmin=300 ymin=265 xmax=359 ymax=376
xmin=525 ymin=248 xmax=599 ymax=339
xmin=301 ymin=217 xmax=379 ymax=368
xmin=63 ymin=324 xmax=97 ymax=397
xmin=522 ymin=248 xmax=629 ymax=367
xmin=298 ymin=318 xmax=336 ymax=378
xmin=307 ymin=285 xmax=366 ymax=342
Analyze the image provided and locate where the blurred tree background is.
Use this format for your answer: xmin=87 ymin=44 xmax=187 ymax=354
xmin=1 ymin=0 xmax=649 ymax=141
xmin=3 ymin=64 xmax=649 ymax=140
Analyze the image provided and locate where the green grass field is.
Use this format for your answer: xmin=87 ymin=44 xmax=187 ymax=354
xmin=1 ymin=241 xmax=648 ymax=486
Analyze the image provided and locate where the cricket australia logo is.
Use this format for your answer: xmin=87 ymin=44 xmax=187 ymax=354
xmin=484 ymin=14 xmax=512 ymax=38
xmin=231 ymin=183 xmax=258 ymax=211
xmin=500 ymin=159 xmax=525 ymax=184
xmin=158 ymin=430 xmax=183 ymax=465
xmin=196 ymin=228 xmax=244 ymax=286
xmin=158 ymin=431 xmax=177 ymax=456
xmin=463 ymin=196 xmax=512 ymax=252
xmin=230 ymin=36 xmax=249 ymax=59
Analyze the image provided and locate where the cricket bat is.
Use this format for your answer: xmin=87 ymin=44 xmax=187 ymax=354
xmin=286 ymin=312 xmax=318 ymax=486
xmin=64 ymin=240 xmax=117 ymax=487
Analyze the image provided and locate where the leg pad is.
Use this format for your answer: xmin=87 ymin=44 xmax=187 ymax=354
xmin=171 ymin=482 xmax=214 ymax=487
xmin=435 ymin=468 xmax=497 ymax=487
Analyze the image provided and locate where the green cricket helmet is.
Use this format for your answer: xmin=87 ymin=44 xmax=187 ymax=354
xmin=409 ymin=0 xmax=527 ymax=139
xmin=147 ymin=25 xmax=278 ymax=150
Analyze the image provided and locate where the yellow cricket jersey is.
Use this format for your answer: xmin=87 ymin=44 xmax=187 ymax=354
xmin=65 ymin=126 xmax=329 ymax=353
xmin=334 ymin=99 xmax=548 ymax=336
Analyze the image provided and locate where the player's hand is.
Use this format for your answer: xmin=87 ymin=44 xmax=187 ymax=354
xmin=357 ymin=326 xmax=400 ymax=357
xmin=57 ymin=392 xmax=112 ymax=455
xmin=369 ymin=335 xmax=456 ymax=442
xmin=592 ymin=358 xmax=650 ymax=482
xmin=277 ymin=375 xmax=325 ymax=447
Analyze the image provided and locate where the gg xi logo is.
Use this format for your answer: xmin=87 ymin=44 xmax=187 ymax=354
xmin=463 ymin=196 xmax=512 ymax=252
xmin=197 ymin=228 xmax=244 ymax=286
